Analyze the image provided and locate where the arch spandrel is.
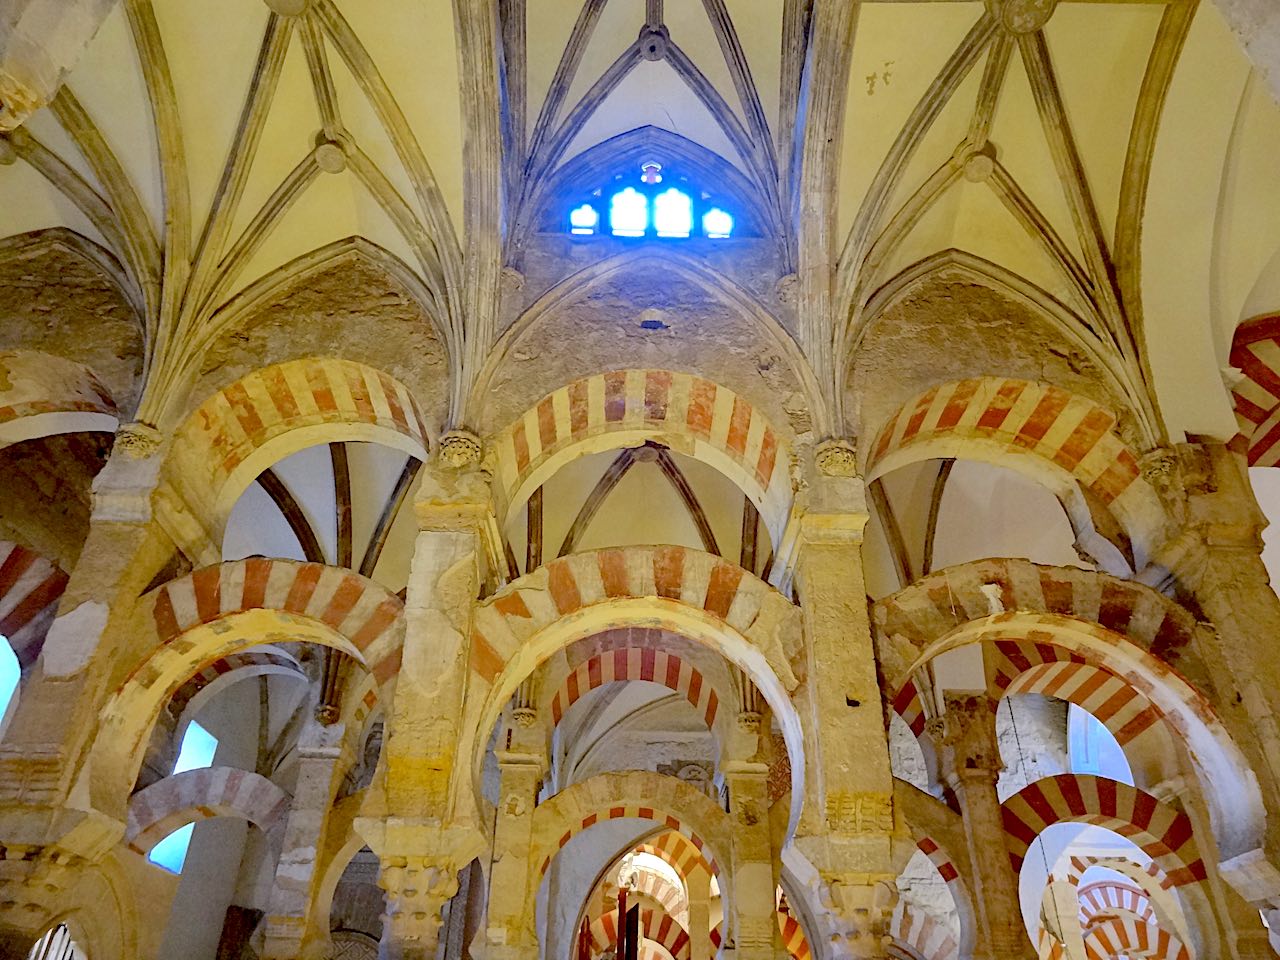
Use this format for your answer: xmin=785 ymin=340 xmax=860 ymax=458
xmin=472 ymin=250 xmax=828 ymax=440
xmin=0 ymin=350 xmax=118 ymax=448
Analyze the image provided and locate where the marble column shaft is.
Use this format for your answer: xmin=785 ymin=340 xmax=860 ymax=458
xmin=932 ymin=692 xmax=1034 ymax=960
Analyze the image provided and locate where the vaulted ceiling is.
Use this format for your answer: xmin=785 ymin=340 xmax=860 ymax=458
xmin=1 ymin=0 xmax=1278 ymax=444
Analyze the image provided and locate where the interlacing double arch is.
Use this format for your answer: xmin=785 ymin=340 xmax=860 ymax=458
xmin=873 ymin=556 xmax=1264 ymax=864
xmin=88 ymin=558 xmax=403 ymax=809
xmin=463 ymin=543 xmax=807 ymax=826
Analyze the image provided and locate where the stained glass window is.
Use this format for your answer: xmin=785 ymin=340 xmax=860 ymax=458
xmin=573 ymin=163 xmax=737 ymax=239
xmin=570 ymin=204 xmax=599 ymax=235
xmin=654 ymin=188 xmax=693 ymax=238
xmin=609 ymin=187 xmax=649 ymax=237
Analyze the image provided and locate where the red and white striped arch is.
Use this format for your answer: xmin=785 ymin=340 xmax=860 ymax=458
xmin=777 ymin=900 xmax=812 ymax=960
xmin=866 ymin=378 xmax=1168 ymax=560
xmin=538 ymin=805 xmax=720 ymax=880
xmin=1077 ymin=880 xmax=1156 ymax=926
xmin=470 ymin=547 xmax=799 ymax=695
xmin=873 ymin=559 xmax=1201 ymax=688
xmin=530 ymin=772 xmax=731 ymax=883
xmin=1082 ymin=915 xmax=1191 ymax=960
xmin=466 ymin=547 xmax=804 ymax=802
xmin=160 ymin=358 xmax=431 ymax=561
xmin=89 ymin=559 xmax=403 ymax=806
xmin=889 ymin=905 xmax=959 ymax=960
xmin=550 ymin=646 xmax=720 ymax=729
xmin=590 ymin=906 xmax=691 ymax=960
xmin=868 ymin=378 xmax=1140 ymax=506
xmin=125 ymin=766 xmax=290 ymax=854
xmin=628 ymin=870 xmax=686 ymax=919
xmin=636 ymin=830 xmax=715 ymax=885
xmin=1001 ymin=775 xmax=1206 ymax=887
xmin=0 ymin=541 xmax=68 ymax=670
xmin=0 ymin=350 xmax=118 ymax=449
xmin=489 ymin=370 xmax=792 ymax=540
xmin=144 ymin=559 xmax=403 ymax=685
xmin=166 ymin=649 xmax=305 ymax=721
xmin=1230 ymin=314 xmax=1280 ymax=465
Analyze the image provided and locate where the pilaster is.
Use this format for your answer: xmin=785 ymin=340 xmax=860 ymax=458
xmin=358 ymin=433 xmax=495 ymax=958
xmin=482 ymin=704 xmax=547 ymax=960
xmin=789 ymin=445 xmax=897 ymax=958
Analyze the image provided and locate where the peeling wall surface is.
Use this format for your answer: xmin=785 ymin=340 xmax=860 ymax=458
xmin=1 ymin=3 xmax=1280 ymax=960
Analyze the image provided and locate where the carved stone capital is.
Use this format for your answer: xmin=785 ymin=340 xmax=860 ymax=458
xmin=815 ymin=438 xmax=859 ymax=478
xmin=438 ymin=430 xmax=484 ymax=469
xmin=113 ymin=421 xmax=162 ymax=460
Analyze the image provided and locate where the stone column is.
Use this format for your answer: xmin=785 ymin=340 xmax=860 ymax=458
xmin=1151 ymin=442 xmax=1280 ymax=924
xmin=687 ymin=865 xmax=713 ymax=960
xmin=790 ymin=443 xmax=896 ymax=959
xmin=725 ymin=751 xmax=780 ymax=960
xmin=930 ymin=692 xmax=1035 ymax=960
xmin=483 ymin=706 xmax=547 ymax=960
xmin=358 ymin=433 xmax=494 ymax=960
xmin=261 ymin=719 xmax=352 ymax=960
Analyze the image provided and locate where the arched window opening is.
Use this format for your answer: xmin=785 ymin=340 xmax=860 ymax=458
xmin=568 ymin=162 xmax=738 ymax=240
xmin=653 ymin=188 xmax=693 ymax=238
xmin=609 ymin=187 xmax=649 ymax=237
xmin=0 ymin=634 xmax=18 ymax=737
xmin=570 ymin=203 xmax=600 ymax=236
xmin=702 ymin=208 xmax=733 ymax=239
xmin=148 ymin=721 xmax=220 ymax=874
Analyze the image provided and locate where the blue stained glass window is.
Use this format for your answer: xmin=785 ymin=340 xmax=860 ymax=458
xmin=573 ymin=164 xmax=738 ymax=239
xmin=148 ymin=721 xmax=219 ymax=874
xmin=609 ymin=188 xmax=648 ymax=237
xmin=703 ymin=208 xmax=733 ymax=239
xmin=570 ymin=204 xmax=599 ymax=235
xmin=653 ymin=188 xmax=693 ymax=238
